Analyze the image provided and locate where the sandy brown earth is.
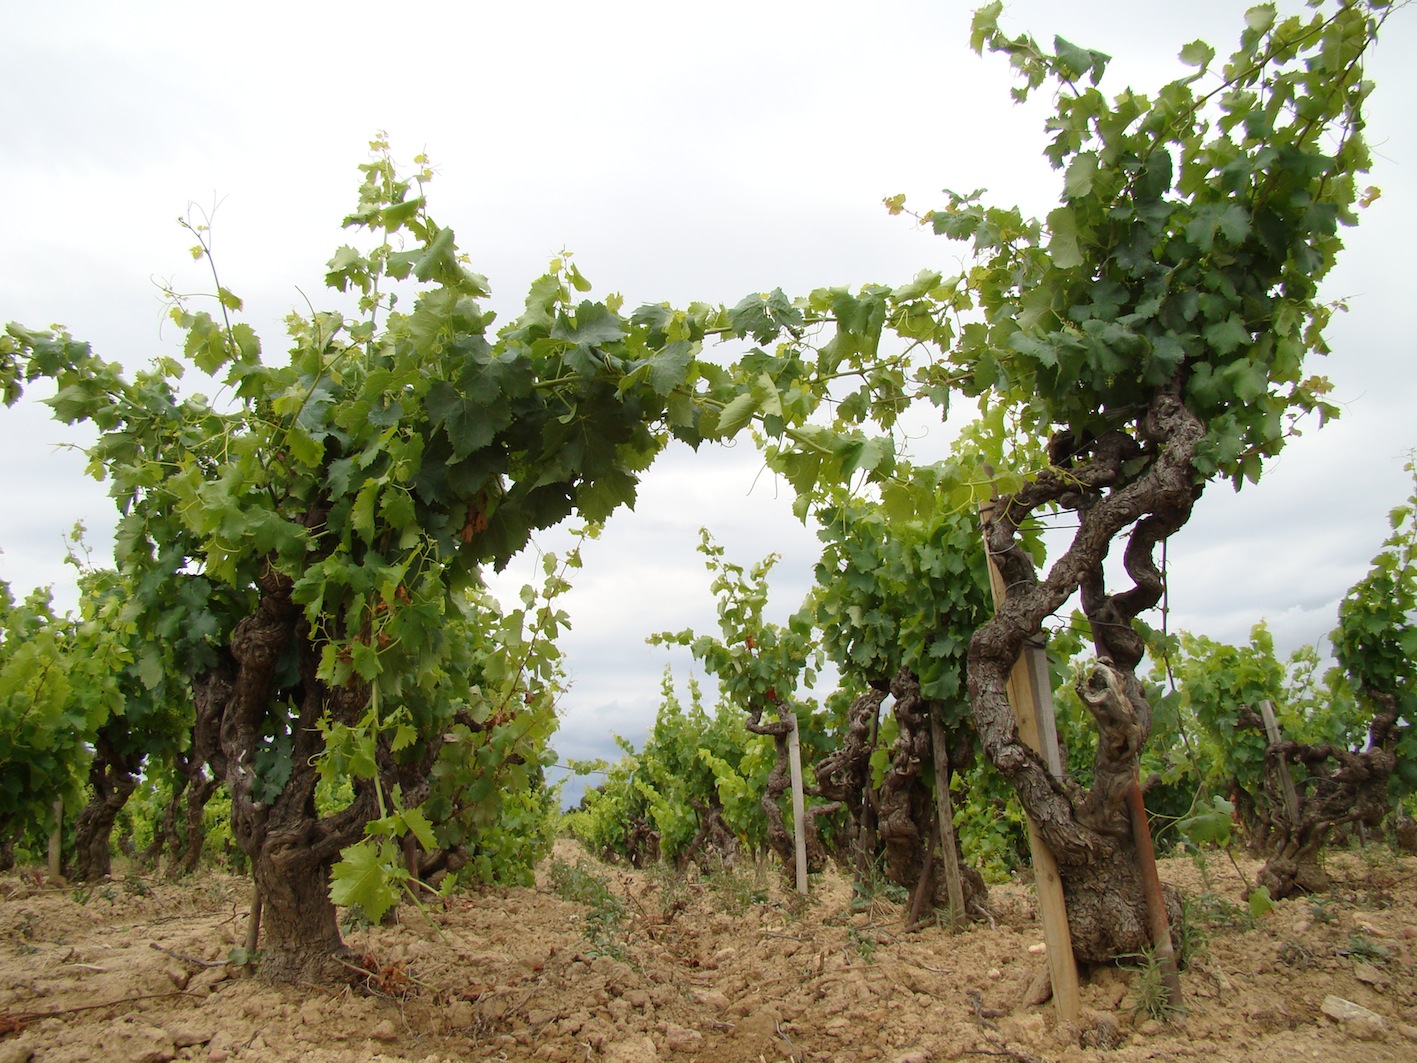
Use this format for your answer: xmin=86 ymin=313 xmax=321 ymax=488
xmin=1 ymin=840 xmax=1415 ymax=1063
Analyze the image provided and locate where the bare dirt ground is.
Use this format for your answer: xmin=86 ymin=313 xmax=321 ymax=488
xmin=1 ymin=840 xmax=1415 ymax=1063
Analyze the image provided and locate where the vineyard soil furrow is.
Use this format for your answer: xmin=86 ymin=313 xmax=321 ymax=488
xmin=2 ymin=841 xmax=1416 ymax=1061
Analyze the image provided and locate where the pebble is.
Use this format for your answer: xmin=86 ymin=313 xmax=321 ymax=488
xmin=1354 ymin=962 xmax=1389 ymax=987
xmin=686 ymin=988 xmax=730 ymax=1011
xmin=163 ymin=964 xmax=190 ymax=989
xmin=170 ymin=1026 xmax=212 ymax=1048
xmin=1320 ymin=995 xmax=1387 ymax=1041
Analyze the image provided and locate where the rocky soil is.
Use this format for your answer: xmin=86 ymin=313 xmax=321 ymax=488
xmin=1 ymin=840 xmax=1415 ymax=1062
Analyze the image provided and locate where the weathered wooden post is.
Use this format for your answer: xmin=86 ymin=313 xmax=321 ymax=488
xmin=786 ymin=711 xmax=809 ymax=895
xmin=1258 ymin=699 xmax=1302 ymax=826
xmin=928 ymin=711 xmax=968 ymax=930
xmin=980 ymin=498 xmax=1081 ymax=1022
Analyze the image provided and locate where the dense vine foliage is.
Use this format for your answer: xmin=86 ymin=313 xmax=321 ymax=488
xmin=0 ymin=581 xmax=113 ymax=869
xmin=2 ymin=140 xmax=722 ymax=979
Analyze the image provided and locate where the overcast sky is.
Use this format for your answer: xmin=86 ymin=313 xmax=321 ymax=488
xmin=3 ymin=1 xmax=1414 ymax=801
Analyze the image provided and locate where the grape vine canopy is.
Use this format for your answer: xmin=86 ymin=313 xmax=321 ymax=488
xmin=1 ymin=0 xmax=1405 ymax=980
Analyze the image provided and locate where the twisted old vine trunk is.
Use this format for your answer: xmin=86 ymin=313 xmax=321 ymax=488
xmin=197 ymin=568 xmax=357 ymax=981
xmin=968 ymin=384 xmax=1198 ymax=963
xmin=876 ymin=670 xmax=987 ymax=919
xmin=194 ymin=551 xmax=462 ymax=981
xmin=1250 ymin=690 xmax=1403 ymax=899
xmin=71 ymin=732 xmax=142 ymax=882
xmin=813 ymin=686 xmax=886 ymax=857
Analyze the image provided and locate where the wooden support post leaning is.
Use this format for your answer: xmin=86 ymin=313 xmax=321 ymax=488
xmin=980 ymin=502 xmax=1081 ymax=1023
xmin=928 ymin=711 xmax=969 ymax=930
xmin=1127 ymin=777 xmax=1184 ymax=1008
xmin=853 ymin=703 xmax=882 ymax=895
xmin=1258 ymin=700 xmax=1302 ymax=826
xmin=786 ymin=711 xmax=809 ymax=895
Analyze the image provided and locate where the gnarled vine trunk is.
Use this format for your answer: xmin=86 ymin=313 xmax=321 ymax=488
xmin=876 ymin=670 xmax=987 ymax=919
xmin=968 ymin=386 xmax=1198 ymax=963
xmin=71 ymin=733 xmax=142 ymax=882
xmin=813 ymin=686 xmax=885 ymax=848
xmin=197 ymin=567 xmax=374 ymax=982
xmin=174 ymin=757 xmax=221 ymax=878
xmin=194 ymin=559 xmax=449 ymax=982
xmin=1251 ymin=690 xmax=1402 ymax=899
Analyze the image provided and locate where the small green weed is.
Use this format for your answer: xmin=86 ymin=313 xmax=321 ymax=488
xmin=340 ymin=904 xmax=374 ymax=933
xmin=706 ymin=859 xmax=770 ymax=916
xmin=1309 ymin=895 xmax=1339 ymax=924
xmin=1175 ymin=897 xmax=1211 ymax=967
xmin=549 ymin=858 xmax=628 ymax=959
xmin=1187 ymin=890 xmax=1255 ymax=932
xmin=850 ymin=857 xmax=908 ymax=913
xmin=646 ymin=860 xmax=693 ymax=919
xmin=1339 ymin=932 xmax=1391 ymax=966
xmin=846 ymin=925 xmax=878 ymax=963
xmin=1125 ymin=948 xmax=1186 ymax=1024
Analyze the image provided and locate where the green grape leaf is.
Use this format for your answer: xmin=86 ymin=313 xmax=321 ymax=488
xmin=330 ymin=839 xmax=401 ymax=923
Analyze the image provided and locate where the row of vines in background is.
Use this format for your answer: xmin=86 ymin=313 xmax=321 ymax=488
xmin=571 ymin=463 xmax=1417 ymax=903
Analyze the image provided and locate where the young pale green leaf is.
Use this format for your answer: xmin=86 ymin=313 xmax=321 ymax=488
xmin=1248 ymin=884 xmax=1274 ymax=919
xmin=1063 ymin=153 xmax=1098 ymax=199
xmin=1179 ymin=39 xmax=1216 ymax=69
xmin=413 ymin=226 xmax=457 ymax=283
xmin=329 ymin=838 xmax=402 ymax=923
xmin=1178 ymin=807 xmax=1233 ymax=847
xmin=397 ymin=806 xmax=438 ymax=849
xmin=1045 ymin=207 xmax=1084 ymax=269
xmin=715 ymin=392 xmax=758 ymax=439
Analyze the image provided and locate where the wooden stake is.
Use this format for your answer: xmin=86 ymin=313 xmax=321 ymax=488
xmin=906 ymin=820 xmax=937 ymax=930
xmin=1127 ymin=779 xmax=1183 ymax=1009
xmin=853 ymin=700 xmax=882 ymax=896
xmin=786 ymin=711 xmax=809 ymax=895
xmin=1258 ymin=700 xmax=1302 ymax=826
xmin=980 ymin=502 xmax=1081 ymax=1023
xmin=928 ymin=711 xmax=968 ymax=930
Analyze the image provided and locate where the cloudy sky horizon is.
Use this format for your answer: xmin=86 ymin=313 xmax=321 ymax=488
xmin=4 ymin=1 xmax=1414 ymax=802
